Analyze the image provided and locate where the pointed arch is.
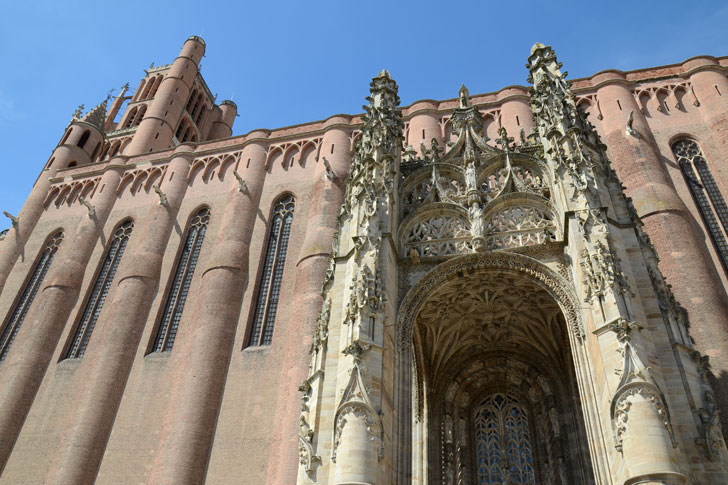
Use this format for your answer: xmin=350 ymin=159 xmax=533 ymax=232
xmin=152 ymin=207 xmax=210 ymax=352
xmin=0 ymin=230 xmax=64 ymax=362
xmin=65 ymin=219 xmax=134 ymax=359
xmin=672 ymin=138 xmax=728 ymax=272
xmin=245 ymin=194 xmax=296 ymax=347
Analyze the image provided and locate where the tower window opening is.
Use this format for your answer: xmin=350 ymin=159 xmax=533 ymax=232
xmin=77 ymin=130 xmax=90 ymax=149
xmin=246 ymin=195 xmax=295 ymax=347
xmin=66 ymin=221 xmax=134 ymax=359
xmin=0 ymin=231 xmax=64 ymax=362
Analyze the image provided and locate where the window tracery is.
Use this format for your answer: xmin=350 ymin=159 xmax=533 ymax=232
xmin=0 ymin=231 xmax=64 ymax=362
xmin=672 ymin=139 xmax=728 ymax=272
xmin=153 ymin=208 xmax=210 ymax=352
xmin=66 ymin=220 xmax=133 ymax=359
xmin=474 ymin=394 xmax=536 ymax=485
xmin=247 ymin=195 xmax=295 ymax=347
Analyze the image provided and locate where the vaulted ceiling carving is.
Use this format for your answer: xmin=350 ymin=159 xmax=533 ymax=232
xmin=414 ymin=272 xmax=567 ymax=387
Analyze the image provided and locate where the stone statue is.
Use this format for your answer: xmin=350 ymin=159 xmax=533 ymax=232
xmin=469 ymin=201 xmax=484 ymax=238
xmin=465 ymin=162 xmax=477 ymax=192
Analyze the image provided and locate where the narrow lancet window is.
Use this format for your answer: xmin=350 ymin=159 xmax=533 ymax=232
xmin=474 ymin=393 xmax=535 ymax=485
xmin=153 ymin=208 xmax=210 ymax=352
xmin=247 ymin=195 xmax=295 ymax=347
xmin=672 ymin=139 xmax=728 ymax=271
xmin=66 ymin=220 xmax=133 ymax=359
xmin=0 ymin=231 xmax=64 ymax=362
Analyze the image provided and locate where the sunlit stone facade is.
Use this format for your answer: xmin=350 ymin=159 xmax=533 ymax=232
xmin=0 ymin=37 xmax=727 ymax=484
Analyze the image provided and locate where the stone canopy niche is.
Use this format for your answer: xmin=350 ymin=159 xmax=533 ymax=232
xmin=409 ymin=268 xmax=594 ymax=484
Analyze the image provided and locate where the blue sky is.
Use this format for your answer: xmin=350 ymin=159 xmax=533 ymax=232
xmin=0 ymin=0 xmax=725 ymax=226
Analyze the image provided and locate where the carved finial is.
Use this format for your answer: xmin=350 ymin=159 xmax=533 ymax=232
xmin=152 ymin=184 xmax=167 ymax=205
xmin=3 ymin=211 xmax=18 ymax=227
xmin=78 ymin=196 xmax=95 ymax=218
xmin=232 ymin=170 xmax=248 ymax=193
xmin=105 ymin=88 xmax=115 ymax=103
xmin=625 ymin=110 xmax=636 ymax=137
xmin=149 ymin=62 xmax=155 ymax=69
xmin=458 ymin=83 xmax=470 ymax=108
xmin=322 ymin=156 xmax=335 ymax=181
xmin=72 ymin=104 xmax=85 ymax=119
xmin=409 ymin=247 xmax=420 ymax=264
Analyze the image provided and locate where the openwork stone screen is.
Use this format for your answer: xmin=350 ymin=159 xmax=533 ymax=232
xmin=474 ymin=393 xmax=535 ymax=485
xmin=66 ymin=220 xmax=134 ymax=359
xmin=672 ymin=139 xmax=728 ymax=272
xmin=0 ymin=231 xmax=64 ymax=362
xmin=247 ymin=195 xmax=295 ymax=347
xmin=153 ymin=208 xmax=210 ymax=352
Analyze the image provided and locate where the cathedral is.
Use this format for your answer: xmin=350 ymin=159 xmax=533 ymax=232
xmin=0 ymin=36 xmax=728 ymax=484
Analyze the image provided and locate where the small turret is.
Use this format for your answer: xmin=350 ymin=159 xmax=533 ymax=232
xmin=50 ymin=99 xmax=107 ymax=169
xmin=207 ymin=100 xmax=237 ymax=140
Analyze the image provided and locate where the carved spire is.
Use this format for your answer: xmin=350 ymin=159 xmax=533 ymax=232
xmin=458 ymin=83 xmax=470 ymax=108
xmin=78 ymin=98 xmax=108 ymax=133
xmin=442 ymin=86 xmax=499 ymax=166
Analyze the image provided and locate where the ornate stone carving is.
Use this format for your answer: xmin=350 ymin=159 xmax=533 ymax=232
xmin=310 ymin=298 xmax=331 ymax=355
xmin=331 ymin=363 xmax=384 ymax=462
xmin=608 ymin=320 xmax=675 ymax=452
xmin=298 ymin=416 xmax=321 ymax=476
xmin=403 ymin=214 xmax=471 ymax=258
xmin=484 ymin=205 xmax=554 ymax=250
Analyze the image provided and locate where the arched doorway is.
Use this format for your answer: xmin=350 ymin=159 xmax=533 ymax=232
xmin=397 ymin=253 xmax=595 ymax=484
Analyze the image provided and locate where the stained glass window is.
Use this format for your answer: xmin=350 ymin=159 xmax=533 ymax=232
xmin=672 ymin=140 xmax=728 ymax=272
xmin=474 ymin=393 xmax=535 ymax=485
xmin=66 ymin=220 xmax=133 ymax=359
xmin=0 ymin=231 xmax=64 ymax=362
xmin=153 ymin=208 xmax=210 ymax=352
xmin=247 ymin=195 xmax=295 ymax=347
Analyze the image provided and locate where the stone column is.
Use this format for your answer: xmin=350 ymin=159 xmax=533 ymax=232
xmin=595 ymin=71 xmax=728 ymax=436
xmin=685 ymin=56 xmax=728 ymax=163
xmin=266 ymin=120 xmax=352 ymax=483
xmin=147 ymin=134 xmax=268 ymax=485
xmin=0 ymin=162 xmax=122 ymax=473
xmin=45 ymin=146 xmax=194 ymax=484
xmin=407 ymin=102 xmax=443 ymax=155
xmin=497 ymin=86 xmax=535 ymax=144
xmin=616 ymin=393 xmax=684 ymax=484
